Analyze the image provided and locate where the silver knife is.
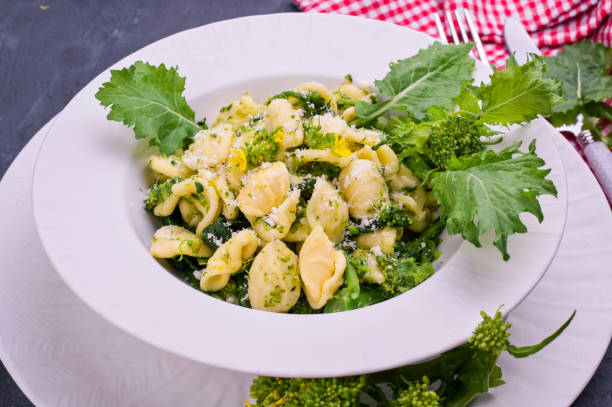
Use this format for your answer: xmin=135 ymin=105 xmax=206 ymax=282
xmin=504 ymin=16 xmax=612 ymax=204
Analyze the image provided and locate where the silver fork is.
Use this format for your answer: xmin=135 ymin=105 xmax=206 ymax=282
xmin=434 ymin=9 xmax=489 ymax=65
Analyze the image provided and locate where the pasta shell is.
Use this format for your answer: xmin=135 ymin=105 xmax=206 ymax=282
xmin=248 ymin=240 xmax=300 ymax=313
xmin=298 ymin=225 xmax=346 ymax=309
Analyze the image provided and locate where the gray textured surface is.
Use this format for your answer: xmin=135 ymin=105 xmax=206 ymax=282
xmin=0 ymin=1 xmax=610 ymax=406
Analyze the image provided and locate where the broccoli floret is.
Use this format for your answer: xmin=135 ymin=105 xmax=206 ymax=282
xmin=396 ymin=218 xmax=445 ymax=264
xmin=144 ymin=177 xmax=180 ymax=211
xmin=244 ymin=127 xmax=283 ymax=167
xmin=334 ymin=93 xmax=356 ymax=111
xmin=424 ymin=116 xmax=483 ymax=169
xmin=377 ymin=256 xmax=434 ymax=297
xmin=249 ymin=376 xmax=366 ymax=407
xmin=390 ymin=377 xmax=440 ymax=407
xmin=303 ymin=119 xmax=335 ymax=149
xmin=294 ymin=161 xmax=342 ymax=178
xmin=468 ymin=309 xmax=511 ymax=355
xmin=211 ymin=272 xmax=249 ymax=306
xmin=249 ymin=308 xmax=574 ymax=407
xmin=289 ymin=294 xmax=324 ymax=314
xmin=266 ymin=90 xmax=329 ymax=118
xmin=347 ymin=205 xmax=412 ymax=236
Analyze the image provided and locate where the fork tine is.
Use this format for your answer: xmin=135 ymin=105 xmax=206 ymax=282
xmin=463 ymin=9 xmax=489 ymax=65
xmin=445 ymin=11 xmax=460 ymax=44
xmin=454 ymin=9 xmax=470 ymax=44
xmin=434 ymin=13 xmax=448 ymax=44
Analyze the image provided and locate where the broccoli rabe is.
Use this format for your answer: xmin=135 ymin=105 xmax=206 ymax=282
xmin=249 ymin=308 xmax=575 ymax=407
xmin=377 ymin=256 xmax=434 ymax=297
xmin=347 ymin=205 xmax=413 ymax=236
xmin=390 ymin=377 xmax=440 ymax=407
xmin=303 ymin=119 xmax=335 ymax=149
xmin=244 ymin=127 xmax=283 ymax=167
xmin=266 ymin=90 xmax=329 ymax=118
xmin=424 ymin=116 xmax=483 ymax=169
xmin=144 ymin=176 xmax=180 ymax=211
xmin=294 ymin=160 xmax=342 ymax=179
xmin=210 ymin=272 xmax=250 ymax=307
xmin=335 ymin=93 xmax=356 ymax=111
xmin=293 ymin=178 xmax=316 ymax=201
xmin=165 ymin=255 xmax=206 ymax=290
xmin=396 ymin=218 xmax=445 ymax=264
xmin=249 ymin=375 xmax=366 ymax=407
xmin=200 ymin=214 xmax=250 ymax=250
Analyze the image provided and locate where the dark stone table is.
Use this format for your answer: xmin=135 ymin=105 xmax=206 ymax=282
xmin=0 ymin=0 xmax=610 ymax=405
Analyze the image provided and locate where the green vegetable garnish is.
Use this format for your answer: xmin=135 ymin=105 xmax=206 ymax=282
xmin=431 ymin=141 xmax=557 ymax=260
xmin=457 ymin=55 xmax=562 ymax=125
xmin=144 ymin=177 xmax=180 ymax=211
xmin=424 ymin=116 xmax=483 ymax=169
xmin=244 ymin=127 xmax=283 ymax=167
xmin=95 ymin=61 xmax=204 ymax=154
xmin=544 ymin=40 xmax=612 ymax=146
xmin=248 ymin=308 xmax=576 ymax=406
xmin=303 ymin=119 xmax=335 ymax=149
xmin=353 ymin=42 xmax=475 ymax=125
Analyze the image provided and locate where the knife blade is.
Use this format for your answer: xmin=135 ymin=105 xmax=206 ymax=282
xmin=503 ymin=16 xmax=541 ymax=64
xmin=503 ymin=16 xmax=612 ymax=203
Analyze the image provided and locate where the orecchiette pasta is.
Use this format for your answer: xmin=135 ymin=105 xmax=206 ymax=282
xmin=306 ymin=178 xmax=348 ymax=243
xmin=298 ymin=225 xmax=346 ymax=309
xmin=355 ymin=226 xmax=398 ymax=255
xmin=194 ymin=183 xmax=221 ymax=236
xmin=387 ymin=164 xmax=420 ymax=192
xmin=149 ymin=155 xmax=193 ymax=179
xmin=335 ymin=83 xmax=365 ymax=101
xmin=178 ymin=198 xmax=202 ymax=227
xmin=200 ymin=229 xmax=259 ymax=292
xmin=338 ymin=159 xmax=389 ymax=219
xmin=237 ymin=162 xmax=290 ymax=218
xmin=292 ymin=149 xmax=351 ymax=168
xmin=153 ymin=193 xmax=181 ymax=217
xmin=214 ymin=93 xmax=263 ymax=130
xmin=313 ymin=113 xmax=348 ymax=136
xmin=284 ymin=215 xmax=311 ymax=242
xmin=391 ymin=184 xmax=431 ymax=232
xmin=211 ymin=171 xmax=239 ymax=220
xmin=248 ymin=240 xmax=300 ymax=313
xmin=182 ymin=124 xmax=234 ymax=170
xmin=355 ymin=249 xmax=386 ymax=284
xmin=266 ymin=99 xmax=304 ymax=153
xmin=356 ymin=145 xmax=399 ymax=177
xmin=343 ymin=127 xmax=380 ymax=146
xmin=252 ymin=189 xmax=301 ymax=241
xmin=150 ymin=225 xmax=212 ymax=258
xmin=375 ymin=144 xmax=400 ymax=177
xmin=298 ymin=82 xmax=332 ymax=103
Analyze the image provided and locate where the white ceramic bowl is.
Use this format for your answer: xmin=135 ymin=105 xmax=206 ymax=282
xmin=32 ymin=13 xmax=567 ymax=377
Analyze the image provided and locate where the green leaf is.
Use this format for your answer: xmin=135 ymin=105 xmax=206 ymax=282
xmin=324 ymin=253 xmax=363 ymax=313
xmin=200 ymin=217 xmax=232 ymax=250
xmin=458 ymin=55 xmax=562 ymax=125
xmin=545 ymin=40 xmax=612 ymax=117
xmin=95 ymin=61 xmax=202 ymax=154
xmin=379 ymin=116 xmax=435 ymax=154
xmin=353 ymin=42 xmax=475 ymax=125
xmin=430 ymin=141 xmax=557 ymax=260
xmin=488 ymin=365 xmax=505 ymax=388
xmin=507 ymin=310 xmax=576 ymax=358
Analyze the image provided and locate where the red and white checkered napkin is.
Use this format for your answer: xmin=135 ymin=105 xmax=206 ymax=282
xmin=294 ymin=0 xmax=612 ymax=68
